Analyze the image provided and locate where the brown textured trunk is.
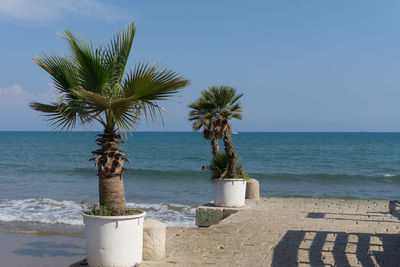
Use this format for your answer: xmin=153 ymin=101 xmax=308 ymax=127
xmin=91 ymin=130 xmax=130 ymax=211
xmin=223 ymin=123 xmax=236 ymax=178
xmin=99 ymin=175 xmax=126 ymax=210
xmin=210 ymin=138 xmax=220 ymax=157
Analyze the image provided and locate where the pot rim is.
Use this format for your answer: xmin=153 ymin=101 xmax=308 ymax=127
xmin=212 ymin=178 xmax=247 ymax=182
xmin=82 ymin=211 xmax=146 ymax=220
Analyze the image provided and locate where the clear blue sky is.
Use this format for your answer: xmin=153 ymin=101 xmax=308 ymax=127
xmin=1 ymin=0 xmax=400 ymax=131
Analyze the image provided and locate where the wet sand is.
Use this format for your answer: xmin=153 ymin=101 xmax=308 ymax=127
xmin=0 ymin=232 xmax=85 ymax=267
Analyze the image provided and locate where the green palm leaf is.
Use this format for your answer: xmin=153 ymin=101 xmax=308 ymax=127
xmin=30 ymin=100 xmax=92 ymax=130
xmin=188 ymin=85 xmax=243 ymax=134
xmin=63 ymin=30 xmax=111 ymax=95
xmin=105 ymin=23 xmax=136 ymax=91
xmin=30 ymin=22 xmax=190 ymax=133
xmin=33 ymin=55 xmax=79 ymax=96
xmin=124 ymin=63 xmax=189 ymax=100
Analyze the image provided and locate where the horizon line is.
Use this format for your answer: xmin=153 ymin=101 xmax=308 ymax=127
xmin=0 ymin=130 xmax=399 ymax=133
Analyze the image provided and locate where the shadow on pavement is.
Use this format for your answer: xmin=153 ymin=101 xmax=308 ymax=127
xmin=272 ymin=230 xmax=400 ymax=266
xmin=273 ymin=202 xmax=400 ymax=266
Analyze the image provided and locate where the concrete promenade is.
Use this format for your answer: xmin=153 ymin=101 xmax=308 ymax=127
xmin=142 ymin=197 xmax=400 ymax=266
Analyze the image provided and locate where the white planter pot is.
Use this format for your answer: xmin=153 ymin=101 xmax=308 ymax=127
xmin=82 ymin=211 xmax=146 ymax=267
xmin=212 ymin=179 xmax=247 ymax=207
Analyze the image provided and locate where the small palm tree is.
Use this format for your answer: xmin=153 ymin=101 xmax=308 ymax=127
xmin=30 ymin=23 xmax=190 ymax=212
xmin=188 ymin=96 xmax=222 ymax=157
xmin=189 ymin=86 xmax=243 ymax=177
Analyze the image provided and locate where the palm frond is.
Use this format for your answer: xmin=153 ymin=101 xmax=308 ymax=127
xmin=187 ymin=85 xmax=243 ymax=136
xmin=136 ymin=100 xmax=165 ymax=124
xmin=210 ymin=152 xmax=228 ymax=179
xmin=123 ymin=63 xmax=190 ymax=100
xmin=33 ymin=55 xmax=78 ymax=93
xmin=30 ymin=100 xmax=93 ymax=130
xmin=31 ymin=23 xmax=189 ymax=133
xmin=109 ymin=98 xmax=141 ymax=132
xmin=71 ymin=88 xmax=110 ymax=111
xmin=105 ymin=23 xmax=136 ymax=91
xmin=63 ymin=30 xmax=111 ymax=95
xmin=209 ymin=151 xmax=248 ymax=179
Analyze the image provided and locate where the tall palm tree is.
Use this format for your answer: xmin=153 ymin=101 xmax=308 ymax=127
xmin=30 ymin=23 xmax=190 ymax=212
xmin=189 ymin=86 xmax=243 ymax=177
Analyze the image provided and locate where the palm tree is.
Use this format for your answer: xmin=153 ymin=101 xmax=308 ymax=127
xmin=188 ymin=97 xmax=221 ymax=157
xmin=30 ymin=23 xmax=190 ymax=212
xmin=189 ymin=86 xmax=243 ymax=177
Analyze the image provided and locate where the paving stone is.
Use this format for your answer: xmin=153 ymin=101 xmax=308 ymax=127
xmin=141 ymin=198 xmax=400 ymax=266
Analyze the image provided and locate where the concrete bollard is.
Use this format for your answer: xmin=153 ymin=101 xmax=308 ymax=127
xmin=245 ymin=178 xmax=260 ymax=200
xmin=143 ymin=219 xmax=166 ymax=261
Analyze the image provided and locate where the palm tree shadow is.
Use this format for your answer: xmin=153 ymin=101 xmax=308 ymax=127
xmin=389 ymin=200 xmax=400 ymax=220
xmin=14 ymin=241 xmax=85 ymax=257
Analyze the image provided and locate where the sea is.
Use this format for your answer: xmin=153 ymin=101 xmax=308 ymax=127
xmin=1 ymin=131 xmax=400 ymax=234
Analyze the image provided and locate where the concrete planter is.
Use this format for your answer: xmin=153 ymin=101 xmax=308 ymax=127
xmin=212 ymin=179 xmax=247 ymax=207
xmin=82 ymin=211 xmax=146 ymax=267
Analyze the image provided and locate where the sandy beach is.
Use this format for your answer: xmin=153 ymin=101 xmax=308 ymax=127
xmin=1 ymin=197 xmax=400 ymax=266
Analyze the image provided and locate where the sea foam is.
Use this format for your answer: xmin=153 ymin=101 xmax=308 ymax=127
xmin=384 ymin=174 xmax=395 ymax=177
xmin=0 ymin=198 xmax=195 ymax=227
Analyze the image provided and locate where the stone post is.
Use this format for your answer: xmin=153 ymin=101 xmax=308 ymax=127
xmin=245 ymin=178 xmax=260 ymax=200
xmin=143 ymin=219 xmax=166 ymax=260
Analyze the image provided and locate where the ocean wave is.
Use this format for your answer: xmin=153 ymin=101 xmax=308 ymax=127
xmin=0 ymin=198 xmax=84 ymax=225
xmin=0 ymin=198 xmax=195 ymax=227
xmin=384 ymin=173 xmax=395 ymax=177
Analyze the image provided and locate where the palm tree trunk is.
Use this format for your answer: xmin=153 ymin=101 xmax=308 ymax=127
xmin=92 ymin=130 xmax=130 ymax=211
xmin=223 ymin=125 xmax=237 ymax=178
xmin=99 ymin=175 xmax=126 ymax=210
xmin=210 ymin=138 xmax=220 ymax=157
